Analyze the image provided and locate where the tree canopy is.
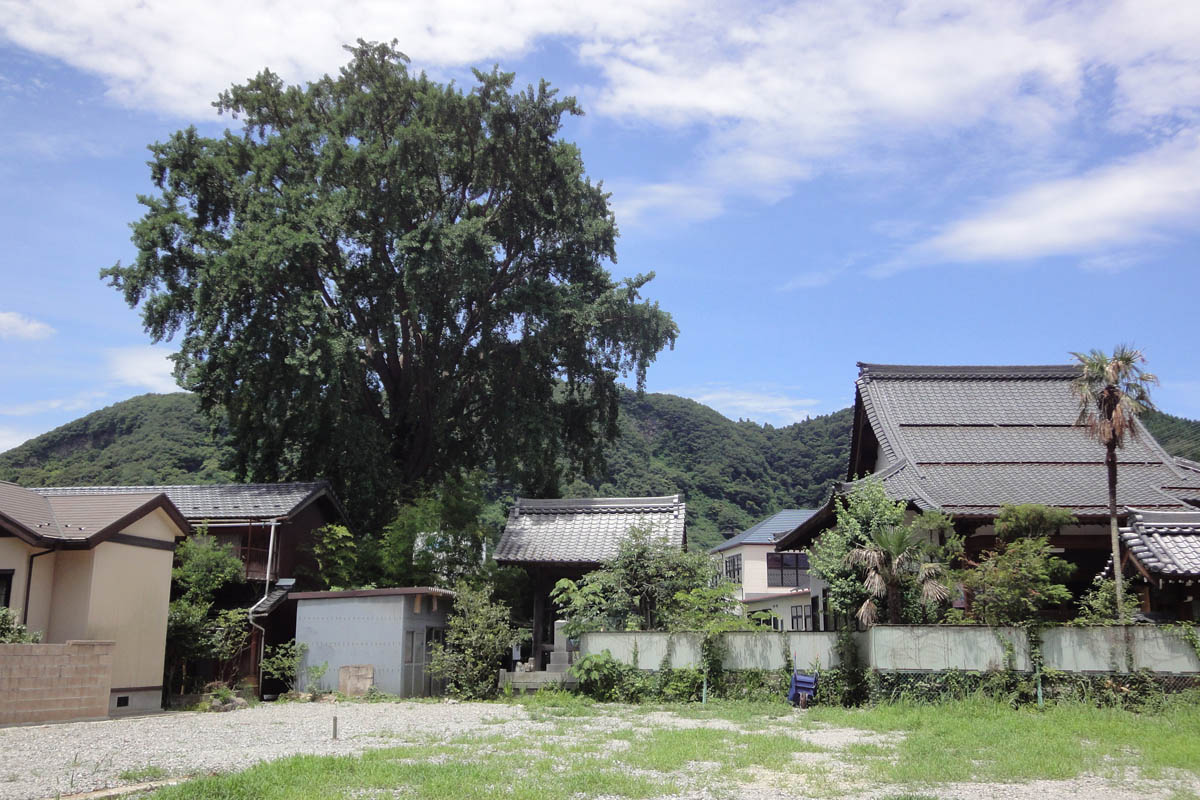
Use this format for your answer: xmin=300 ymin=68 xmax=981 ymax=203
xmin=104 ymin=41 xmax=676 ymax=529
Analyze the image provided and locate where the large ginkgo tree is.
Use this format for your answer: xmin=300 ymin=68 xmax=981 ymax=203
xmin=105 ymin=42 xmax=677 ymax=529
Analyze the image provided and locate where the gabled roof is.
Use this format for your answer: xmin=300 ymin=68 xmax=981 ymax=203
xmin=0 ymin=480 xmax=190 ymax=547
xmin=36 ymin=481 xmax=343 ymax=523
xmin=494 ymin=495 xmax=686 ymax=566
xmin=777 ymin=363 xmax=1200 ymax=550
xmin=710 ymin=509 xmax=818 ymax=554
xmin=1121 ymin=508 xmax=1200 ymax=583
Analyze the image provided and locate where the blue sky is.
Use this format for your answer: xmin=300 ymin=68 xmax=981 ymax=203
xmin=2 ymin=1 xmax=1199 ymax=452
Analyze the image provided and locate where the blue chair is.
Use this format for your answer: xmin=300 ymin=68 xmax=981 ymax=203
xmin=788 ymin=671 xmax=817 ymax=707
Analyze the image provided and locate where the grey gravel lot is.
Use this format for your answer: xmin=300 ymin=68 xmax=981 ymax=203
xmin=0 ymin=701 xmax=533 ymax=800
xmin=2 ymin=701 xmax=1197 ymax=800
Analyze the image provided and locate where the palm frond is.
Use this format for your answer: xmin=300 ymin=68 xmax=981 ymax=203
xmin=856 ymin=598 xmax=878 ymax=626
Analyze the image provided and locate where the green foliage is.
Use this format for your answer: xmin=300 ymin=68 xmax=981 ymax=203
xmin=552 ymin=525 xmax=720 ymax=635
xmin=207 ymin=608 xmax=252 ymax=685
xmin=165 ymin=532 xmax=246 ymax=692
xmin=847 ymin=525 xmax=948 ymax=626
xmin=172 ymin=533 xmax=244 ymax=603
xmin=0 ymin=606 xmax=40 ymax=643
xmin=306 ymin=662 xmax=330 ymax=693
xmin=164 ymin=598 xmax=210 ymax=691
xmin=0 ymin=393 xmax=233 ymax=486
xmin=994 ymin=504 xmax=1077 ymax=541
xmin=304 ymin=524 xmax=358 ymax=590
xmin=960 ymin=537 xmax=1072 ymax=625
xmin=429 ymin=582 xmax=522 ymax=700
xmin=1073 ymin=575 xmax=1135 ymax=624
xmin=378 ymin=472 xmax=496 ymax=587
xmin=570 ymin=651 xmax=631 ymax=702
xmin=809 ymin=479 xmax=948 ymax=626
xmin=103 ymin=41 xmax=677 ymax=530
xmin=261 ymin=640 xmax=308 ymax=692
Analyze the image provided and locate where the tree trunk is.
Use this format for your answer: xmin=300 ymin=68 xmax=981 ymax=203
xmin=1107 ymin=442 xmax=1124 ymax=619
xmin=886 ymin=580 xmax=902 ymax=625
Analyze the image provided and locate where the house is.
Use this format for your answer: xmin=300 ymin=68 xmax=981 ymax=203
xmin=494 ymin=495 xmax=686 ymax=666
xmin=0 ymin=481 xmax=191 ymax=713
xmin=293 ymin=587 xmax=453 ymax=697
xmin=36 ymin=481 xmax=350 ymax=690
xmin=710 ymin=510 xmax=820 ymax=630
xmin=775 ymin=363 xmax=1200 ymax=614
xmin=1119 ymin=508 xmax=1200 ymax=620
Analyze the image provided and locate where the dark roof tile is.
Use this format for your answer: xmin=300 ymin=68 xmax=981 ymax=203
xmin=495 ymin=495 xmax=686 ymax=565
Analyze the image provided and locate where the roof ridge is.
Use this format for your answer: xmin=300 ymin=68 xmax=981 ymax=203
xmin=857 ymin=363 xmax=1080 ymax=380
xmin=37 ymin=480 xmax=327 ymax=492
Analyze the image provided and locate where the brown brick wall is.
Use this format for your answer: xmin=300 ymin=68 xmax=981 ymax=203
xmin=0 ymin=640 xmax=114 ymax=726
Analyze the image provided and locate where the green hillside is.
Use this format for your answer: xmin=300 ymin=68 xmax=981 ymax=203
xmin=0 ymin=393 xmax=234 ymax=487
xmin=0 ymin=391 xmax=851 ymax=551
xmin=1143 ymin=409 xmax=1200 ymax=462
xmin=2 ymin=392 xmax=1195 ymax=552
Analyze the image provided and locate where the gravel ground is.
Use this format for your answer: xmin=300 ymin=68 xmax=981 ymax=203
xmin=0 ymin=701 xmax=534 ymax=800
xmin=1 ymin=701 xmax=1196 ymax=800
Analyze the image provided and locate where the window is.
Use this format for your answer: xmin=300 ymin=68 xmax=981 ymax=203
xmin=767 ymin=552 xmax=809 ymax=587
xmin=724 ymin=554 xmax=742 ymax=583
xmin=0 ymin=569 xmax=12 ymax=609
xmin=790 ymin=603 xmax=813 ymax=632
xmin=426 ymin=627 xmax=445 ymax=657
xmin=404 ymin=630 xmax=415 ymax=663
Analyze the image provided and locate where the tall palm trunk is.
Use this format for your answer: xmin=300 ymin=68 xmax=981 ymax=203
xmin=1106 ymin=441 xmax=1124 ymax=619
xmin=886 ymin=580 xmax=901 ymax=625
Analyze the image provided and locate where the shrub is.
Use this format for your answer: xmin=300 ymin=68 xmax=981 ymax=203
xmin=262 ymin=640 xmax=308 ymax=692
xmin=0 ymin=607 xmax=40 ymax=643
xmin=429 ymin=582 xmax=522 ymax=700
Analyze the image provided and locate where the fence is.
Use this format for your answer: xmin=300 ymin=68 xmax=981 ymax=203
xmin=0 ymin=640 xmax=114 ymax=726
xmin=579 ymin=625 xmax=1200 ymax=675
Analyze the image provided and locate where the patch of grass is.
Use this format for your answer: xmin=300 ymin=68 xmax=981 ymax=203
xmin=809 ymin=695 xmax=1200 ymax=783
xmin=615 ymin=726 xmax=824 ymax=776
xmin=507 ymin=689 xmax=598 ymax=720
xmin=118 ymin=765 xmax=168 ymax=782
xmin=148 ymin=739 xmax=671 ymax=800
xmin=662 ymin=698 xmax=795 ymax=724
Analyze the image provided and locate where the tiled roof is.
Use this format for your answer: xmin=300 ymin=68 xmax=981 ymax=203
xmin=494 ymin=495 xmax=686 ymax=566
xmin=775 ymin=363 xmax=1200 ymax=552
xmin=0 ymin=480 xmax=187 ymax=544
xmin=853 ymin=362 xmax=1200 ymax=516
xmin=710 ymin=509 xmax=818 ymax=554
xmin=1121 ymin=508 xmax=1200 ymax=581
xmin=36 ymin=481 xmax=337 ymax=521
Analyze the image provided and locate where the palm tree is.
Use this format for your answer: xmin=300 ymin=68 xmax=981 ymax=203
xmin=1069 ymin=346 xmax=1158 ymax=619
xmin=847 ymin=526 xmax=949 ymax=625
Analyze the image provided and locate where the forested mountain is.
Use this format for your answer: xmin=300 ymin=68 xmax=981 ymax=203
xmin=0 ymin=393 xmax=234 ymax=487
xmin=1143 ymin=409 xmax=1200 ymax=462
xmin=0 ymin=391 xmax=850 ymax=550
xmin=2 ymin=392 xmax=1197 ymax=552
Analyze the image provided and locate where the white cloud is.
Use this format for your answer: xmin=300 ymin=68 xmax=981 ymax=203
xmin=0 ymin=390 xmax=109 ymax=416
xmin=780 ymin=269 xmax=843 ymax=291
xmin=685 ymin=387 xmax=819 ymax=426
xmin=0 ymin=0 xmax=688 ymax=116
xmin=5 ymin=0 xmax=1200 ymax=254
xmin=105 ymin=346 xmax=179 ymax=394
xmin=0 ymin=425 xmax=38 ymax=452
xmin=911 ymin=134 xmax=1200 ymax=266
xmin=0 ymin=311 xmax=53 ymax=340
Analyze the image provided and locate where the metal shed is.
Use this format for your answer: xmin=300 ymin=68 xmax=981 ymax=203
xmin=292 ymin=587 xmax=453 ymax=697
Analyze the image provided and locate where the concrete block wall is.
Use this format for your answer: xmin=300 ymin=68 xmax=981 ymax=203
xmin=0 ymin=640 xmax=114 ymax=726
xmin=580 ymin=625 xmax=1200 ymax=676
